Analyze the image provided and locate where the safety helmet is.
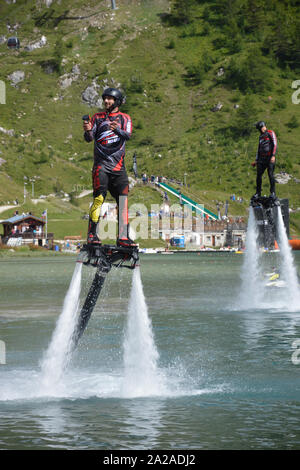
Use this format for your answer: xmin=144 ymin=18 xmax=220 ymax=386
xmin=256 ymin=121 xmax=266 ymax=130
xmin=102 ymin=88 xmax=125 ymax=108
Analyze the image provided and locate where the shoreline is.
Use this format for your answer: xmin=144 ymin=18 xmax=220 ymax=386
xmin=0 ymin=247 xmax=243 ymax=259
xmin=3 ymin=244 xmax=299 ymax=259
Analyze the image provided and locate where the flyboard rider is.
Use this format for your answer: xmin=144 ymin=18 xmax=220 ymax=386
xmin=251 ymin=121 xmax=278 ymax=200
xmin=83 ymin=87 xmax=137 ymax=247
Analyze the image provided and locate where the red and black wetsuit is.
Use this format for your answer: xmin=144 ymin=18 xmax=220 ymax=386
xmin=84 ymin=110 xmax=132 ymax=239
xmin=255 ymin=129 xmax=277 ymax=195
xmin=85 ymin=111 xmax=132 ymax=171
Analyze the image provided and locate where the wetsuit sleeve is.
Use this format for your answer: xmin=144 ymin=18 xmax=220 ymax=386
xmin=269 ymin=130 xmax=277 ymax=157
xmin=84 ymin=130 xmax=93 ymax=142
xmin=256 ymin=142 xmax=259 ymax=161
xmin=83 ymin=114 xmax=97 ymax=142
xmin=114 ymin=114 xmax=132 ymax=141
xmin=114 ymin=128 xmax=131 ymax=140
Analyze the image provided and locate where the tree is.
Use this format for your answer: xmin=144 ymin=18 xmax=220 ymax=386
xmin=53 ymin=36 xmax=64 ymax=75
xmin=263 ymin=2 xmax=300 ymax=69
xmin=210 ymin=0 xmax=245 ymax=27
xmin=232 ymin=95 xmax=258 ymax=137
xmin=170 ymin=0 xmax=195 ymax=25
xmin=226 ymin=46 xmax=272 ymax=93
xmin=185 ymin=50 xmax=213 ymax=84
xmin=244 ymin=0 xmax=266 ymax=35
xmin=287 ymin=115 xmax=299 ymax=129
xmin=223 ymin=18 xmax=243 ymax=53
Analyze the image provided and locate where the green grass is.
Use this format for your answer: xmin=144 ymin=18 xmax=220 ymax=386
xmin=0 ymin=244 xmax=64 ymax=257
xmin=0 ymin=0 xmax=300 ymax=237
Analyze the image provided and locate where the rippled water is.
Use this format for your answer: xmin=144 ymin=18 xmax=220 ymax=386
xmin=0 ymin=253 xmax=300 ymax=449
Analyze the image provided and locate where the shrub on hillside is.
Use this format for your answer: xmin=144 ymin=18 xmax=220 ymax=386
xmin=185 ymin=50 xmax=213 ymax=84
xmin=287 ymin=115 xmax=299 ymax=129
xmin=224 ymin=46 xmax=272 ymax=93
xmin=230 ymin=95 xmax=258 ymax=138
xmin=128 ymin=73 xmax=144 ymax=93
xmin=169 ymin=0 xmax=195 ymax=25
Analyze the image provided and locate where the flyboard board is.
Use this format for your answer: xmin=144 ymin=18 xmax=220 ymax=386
xmin=73 ymin=243 xmax=139 ymax=348
xmin=250 ymin=195 xmax=289 ymax=250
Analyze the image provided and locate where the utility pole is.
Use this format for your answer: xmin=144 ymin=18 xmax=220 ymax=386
xmin=30 ymin=178 xmax=35 ymax=198
xmin=45 ymin=209 xmax=48 ymax=240
xmin=23 ymin=176 xmax=27 ymax=204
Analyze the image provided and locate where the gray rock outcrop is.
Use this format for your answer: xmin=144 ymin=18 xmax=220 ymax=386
xmin=24 ymin=35 xmax=47 ymax=52
xmin=59 ymin=64 xmax=81 ymax=89
xmin=82 ymin=78 xmax=103 ymax=107
xmin=7 ymin=70 xmax=24 ymax=86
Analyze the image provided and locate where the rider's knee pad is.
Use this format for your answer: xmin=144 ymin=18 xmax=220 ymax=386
xmin=89 ymin=194 xmax=104 ymax=223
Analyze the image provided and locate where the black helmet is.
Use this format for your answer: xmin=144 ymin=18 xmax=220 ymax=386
xmin=256 ymin=121 xmax=266 ymax=130
xmin=102 ymin=88 xmax=125 ymax=108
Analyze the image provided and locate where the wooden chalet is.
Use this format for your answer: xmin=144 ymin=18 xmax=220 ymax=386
xmin=1 ymin=213 xmax=52 ymax=246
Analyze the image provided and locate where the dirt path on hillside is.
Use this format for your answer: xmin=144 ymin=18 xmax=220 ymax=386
xmin=0 ymin=205 xmax=19 ymax=215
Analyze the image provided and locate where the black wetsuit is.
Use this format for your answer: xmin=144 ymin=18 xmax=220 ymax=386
xmin=255 ymin=129 xmax=278 ymax=195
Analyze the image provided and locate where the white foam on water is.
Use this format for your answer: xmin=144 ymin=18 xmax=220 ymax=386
xmin=236 ymin=205 xmax=300 ymax=313
xmin=0 ymin=265 xmax=220 ymax=402
xmin=276 ymin=207 xmax=300 ymax=311
xmin=39 ymin=262 xmax=82 ymax=391
xmin=121 ymin=266 xmax=167 ymax=398
xmin=0 ymin=366 xmax=219 ymax=402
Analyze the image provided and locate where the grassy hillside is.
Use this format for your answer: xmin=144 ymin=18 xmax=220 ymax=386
xmin=0 ymin=0 xmax=299 ymax=237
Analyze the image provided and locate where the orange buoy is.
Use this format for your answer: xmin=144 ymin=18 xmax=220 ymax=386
xmin=289 ymin=239 xmax=300 ymax=250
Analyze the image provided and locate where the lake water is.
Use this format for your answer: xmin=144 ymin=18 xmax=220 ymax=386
xmin=0 ymin=252 xmax=300 ymax=450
